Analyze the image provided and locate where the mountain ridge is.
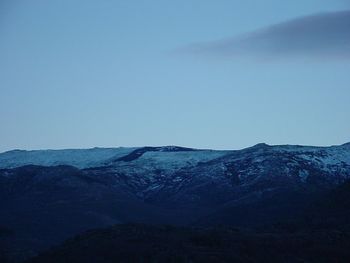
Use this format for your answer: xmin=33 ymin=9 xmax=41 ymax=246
xmin=1 ymin=142 xmax=350 ymax=169
xmin=3 ymin=141 xmax=350 ymax=153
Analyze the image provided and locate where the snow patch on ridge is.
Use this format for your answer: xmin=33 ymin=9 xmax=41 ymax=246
xmin=119 ymin=150 xmax=231 ymax=171
xmin=0 ymin=148 xmax=137 ymax=169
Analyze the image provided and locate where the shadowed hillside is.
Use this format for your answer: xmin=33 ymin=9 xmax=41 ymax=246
xmin=26 ymin=223 xmax=350 ymax=263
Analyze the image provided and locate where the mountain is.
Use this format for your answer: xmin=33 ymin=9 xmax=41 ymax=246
xmin=1 ymin=143 xmax=350 ymax=261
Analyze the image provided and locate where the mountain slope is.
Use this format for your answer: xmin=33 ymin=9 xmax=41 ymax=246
xmin=26 ymin=223 xmax=350 ymax=263
xmin=0 ymin=147 xmax=137 ymax=169
xmin=27 ymin=178 xmax=350 ymax=263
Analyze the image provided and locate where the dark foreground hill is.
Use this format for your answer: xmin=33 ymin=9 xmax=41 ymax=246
xmin=25 ymin=180 xmax=350 ymax=263
xmin=25 ymin=223 xmax=350 ymax=263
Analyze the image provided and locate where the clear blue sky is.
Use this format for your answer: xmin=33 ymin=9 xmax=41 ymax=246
xmin=1 ymin=0 xmax=349 ymax=152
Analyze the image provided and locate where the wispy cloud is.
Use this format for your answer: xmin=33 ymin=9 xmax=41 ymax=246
xmin=182 ymin=10 xmax=350 ymax=61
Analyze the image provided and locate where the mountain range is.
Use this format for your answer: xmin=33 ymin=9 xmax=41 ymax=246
xmin=1 ymin=143 xmax=350 ymax=262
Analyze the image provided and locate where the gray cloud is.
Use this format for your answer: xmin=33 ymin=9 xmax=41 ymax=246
xmin=183 ymin=10 xmax=350 ymax=61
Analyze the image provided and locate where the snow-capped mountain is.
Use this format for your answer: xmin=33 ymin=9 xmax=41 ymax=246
xmin=2 ymin=143 xmax=349 ymax=177
xmin=1 ymin=143 xmax=350 ymax=260
xmin=1 ymin=143 xmax=350 ymax=210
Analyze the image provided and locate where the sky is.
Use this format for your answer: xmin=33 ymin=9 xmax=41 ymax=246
xmin=0 ymin=0 xmax=349 ymax=152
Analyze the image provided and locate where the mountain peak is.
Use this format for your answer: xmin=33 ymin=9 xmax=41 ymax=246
xmin=252 ymin=143 xmax=270 ymax=148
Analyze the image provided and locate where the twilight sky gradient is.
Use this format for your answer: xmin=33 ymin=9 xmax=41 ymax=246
xmin=0 ymin=0 xmax=349 ymax=152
